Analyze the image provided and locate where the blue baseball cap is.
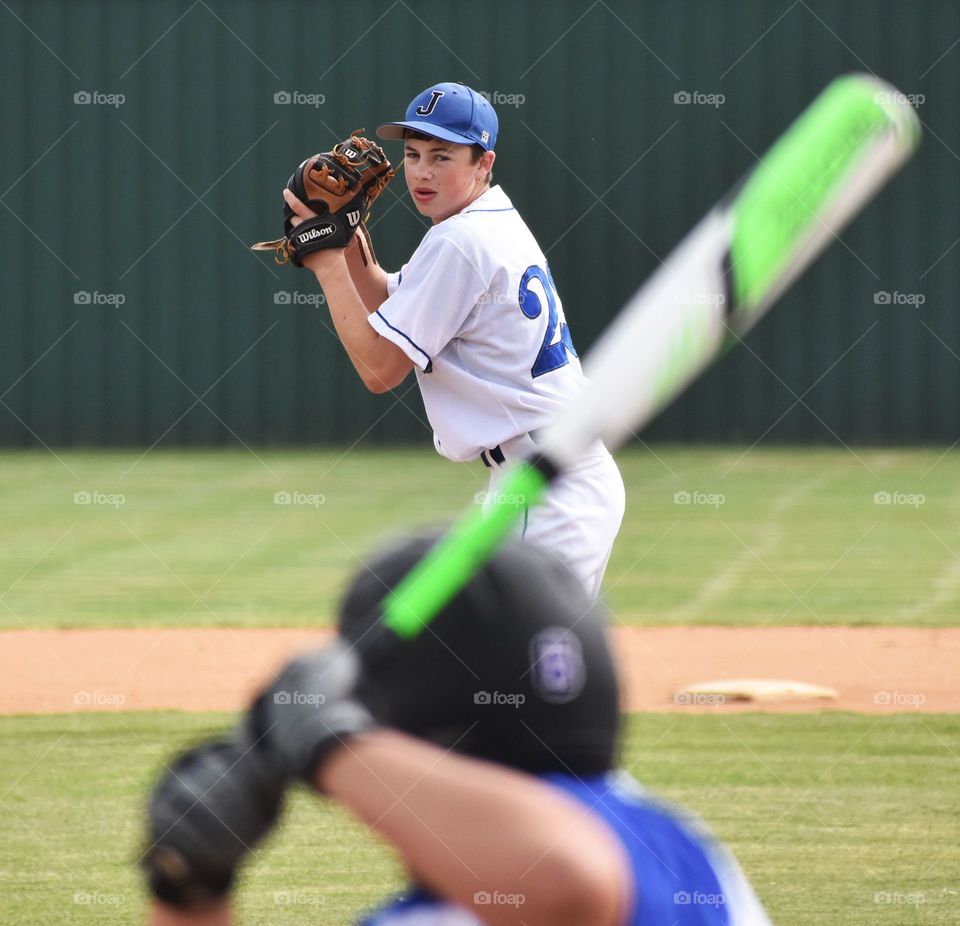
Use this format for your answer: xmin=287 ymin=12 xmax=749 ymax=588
xmin=377 ymin=82 xmax=498 ymax=150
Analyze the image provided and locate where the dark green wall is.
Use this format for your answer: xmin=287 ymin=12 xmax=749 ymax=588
xmin=0 ymin=0 xmax=956 ymax=446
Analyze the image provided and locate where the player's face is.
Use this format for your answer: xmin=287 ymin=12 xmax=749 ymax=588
xmin=403 ymin=137 xmax=493 ymax=223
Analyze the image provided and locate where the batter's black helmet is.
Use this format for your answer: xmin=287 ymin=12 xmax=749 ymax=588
xmin=338 ymin=531 xmax=620 ymax=776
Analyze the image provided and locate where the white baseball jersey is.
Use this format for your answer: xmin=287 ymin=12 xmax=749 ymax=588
xmin=368 ymin=185 xmax=585 ymax=463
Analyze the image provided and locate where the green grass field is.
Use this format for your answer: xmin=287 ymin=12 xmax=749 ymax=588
xmin=0 ymin=445 xmax=957 ymax=628
xmin=1 ymin=445 xmax=957 ymax=924
xmin=1 ymin=711 xmax=957 ymax=925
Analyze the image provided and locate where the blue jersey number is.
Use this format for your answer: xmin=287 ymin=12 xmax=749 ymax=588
xmin=518 ymin=265 xmax=578 ymax=378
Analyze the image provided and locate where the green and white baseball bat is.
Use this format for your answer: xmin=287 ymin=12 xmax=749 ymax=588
xmin=377 ymin=73 xmax=920 ymax=643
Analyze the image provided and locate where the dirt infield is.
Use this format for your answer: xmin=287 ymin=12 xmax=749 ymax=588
xmin=2 ymin=626 xmax=956 ymax=715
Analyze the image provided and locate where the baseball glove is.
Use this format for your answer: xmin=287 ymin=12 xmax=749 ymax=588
xmin=142 ymin=733 xmax=285 ymax=910
xmin=251 ymin=130 xmax=394 ymax=267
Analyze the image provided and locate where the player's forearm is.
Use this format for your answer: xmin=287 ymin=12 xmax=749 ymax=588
xmin=320 ymin=730 xmax=629 ymax=926
xmin=344 ymin=227 xmax=389 ymax=309
xmin=311 ymin=254 xmax=407 ymax=392
xmin=314 ymin=252 xmax=381 ymax=349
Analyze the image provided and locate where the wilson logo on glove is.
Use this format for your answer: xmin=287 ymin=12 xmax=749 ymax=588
xmin=298 ymin=224 xmax=336 ymax=243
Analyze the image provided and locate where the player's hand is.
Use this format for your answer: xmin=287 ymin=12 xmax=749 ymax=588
xmin=248 ymin=638 xmax=377 ymax=787
xmin=142 ymin=731 xmax=285 ymax=911
xmin=282 ymin=189 xmax=343 ymax=272
xmin=282 ymin=187 xmax=315 ymax=228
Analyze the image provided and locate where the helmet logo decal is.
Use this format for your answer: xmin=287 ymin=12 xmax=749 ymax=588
xmin=416 ymin=90 xmax=445 ymax=116
xmin=530 ymin=628 xmax=585 ymax=704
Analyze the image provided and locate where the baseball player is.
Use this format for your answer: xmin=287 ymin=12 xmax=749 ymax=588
xmin=143 ymin=534 xmax=772 ymax=925
xmin=280 ymin=82 xmax=625 ymax=599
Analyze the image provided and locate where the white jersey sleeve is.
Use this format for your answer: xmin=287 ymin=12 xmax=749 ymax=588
xmin=385 ymin=270 xmax=402 ymax=297
xmin=369 ymin=234 xmax=487 ymax=372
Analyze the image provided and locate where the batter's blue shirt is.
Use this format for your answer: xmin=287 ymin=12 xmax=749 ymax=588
xmin=358 ymin=770 xmax=772 ymax=925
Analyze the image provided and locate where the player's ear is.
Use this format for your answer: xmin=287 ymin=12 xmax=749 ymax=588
xmin=479 ymin=149 xmax=495 ymax=182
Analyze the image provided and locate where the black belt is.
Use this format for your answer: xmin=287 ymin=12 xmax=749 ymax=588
xmin=480 ymin=445 xmax=506 ymax=468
